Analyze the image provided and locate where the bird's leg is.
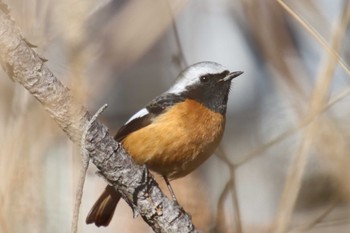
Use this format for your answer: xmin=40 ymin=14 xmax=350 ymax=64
xmin=163 ymin=176 xmax=178 ymax=205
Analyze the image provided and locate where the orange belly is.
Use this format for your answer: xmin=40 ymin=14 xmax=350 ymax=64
xmin=122 ymin=99 xmax=225 ymax=179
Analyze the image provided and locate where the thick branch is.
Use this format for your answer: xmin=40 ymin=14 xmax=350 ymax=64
xmin=0 ymin=8 xmax=196 ymax=233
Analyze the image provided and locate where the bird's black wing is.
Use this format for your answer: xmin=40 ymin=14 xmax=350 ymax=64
xmin=114 ymin=93 xmax=185 ymax=141
xmin=114 ymin=110 xmax=153 ymax=141
xmin=146 ymin=93 xmax=185 ymax=114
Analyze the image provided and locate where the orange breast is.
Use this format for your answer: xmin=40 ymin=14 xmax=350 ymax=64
xmin=122 ymin=99 xmax=225 ymax=179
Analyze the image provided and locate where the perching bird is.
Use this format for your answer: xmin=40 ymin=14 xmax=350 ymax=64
xmin=86 ymin=61 xmax=243 ymax=227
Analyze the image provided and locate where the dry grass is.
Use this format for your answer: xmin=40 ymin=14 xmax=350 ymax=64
xmin=2 ymin=0 xmax=350 ymax=233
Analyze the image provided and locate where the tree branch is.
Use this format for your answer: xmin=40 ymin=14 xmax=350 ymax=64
xmin=0 ymin=6 xmax=196 ymax=233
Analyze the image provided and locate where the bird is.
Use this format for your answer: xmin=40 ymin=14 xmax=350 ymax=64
xmin=86 ymin=61 xmax=243 ymax=227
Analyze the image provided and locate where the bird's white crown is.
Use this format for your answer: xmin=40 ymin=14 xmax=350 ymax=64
xmin=167 ymin=61 xmax=228 ymax=94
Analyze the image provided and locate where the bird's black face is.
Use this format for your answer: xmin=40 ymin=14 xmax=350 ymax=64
xmin=184 ymin=70 xmax=242 ymax=115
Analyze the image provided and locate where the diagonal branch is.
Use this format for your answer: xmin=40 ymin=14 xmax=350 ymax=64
xmin=0 ymin=6 xmax=197 ymax=233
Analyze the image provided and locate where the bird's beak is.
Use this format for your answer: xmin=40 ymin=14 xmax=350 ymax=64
xmin=219 ymin=71 xmax=243 ymax=82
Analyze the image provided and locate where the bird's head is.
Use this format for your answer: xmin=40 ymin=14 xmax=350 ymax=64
xmin=167 ymin=61 xmax=243 ymax=114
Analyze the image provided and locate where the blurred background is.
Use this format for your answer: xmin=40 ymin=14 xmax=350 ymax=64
xmin=1 ymin=0 xmax=350 ymax=232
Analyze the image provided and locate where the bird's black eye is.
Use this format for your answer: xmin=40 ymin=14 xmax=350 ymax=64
xmin=200 ymin=75 xmax=210 ymax=83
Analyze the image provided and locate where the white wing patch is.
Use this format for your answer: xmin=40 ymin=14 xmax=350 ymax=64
xmin=125 ymin=108 xmax=149 ymax=124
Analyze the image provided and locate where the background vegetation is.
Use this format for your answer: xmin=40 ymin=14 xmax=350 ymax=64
xmin=1 ymin=0 xmax=350 ymax=232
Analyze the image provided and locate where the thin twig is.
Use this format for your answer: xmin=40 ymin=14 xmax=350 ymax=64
xmin=229 ymin=167 xmax=242 ymax=233
xmin=289 ymin=199 xmax=338 ymax=233
xmin=211 ymin=179 xmax=231 ymax=233
xmin=71 ymin=104 xmax=108 ymax=233
xmin=166 ymin=0 xmax=188 ymax=68
xmin=236 ymin=85 xmax=350 ymax=167
xmin=277 ymin=0 xmax=350 ymax=77
xmin=215 ymin=147 xmax=242 ymax=233
xmin=272 ymin=2 xmax=350 ymax=232
xmin=308 ymin=216 xmax=350 ymax=228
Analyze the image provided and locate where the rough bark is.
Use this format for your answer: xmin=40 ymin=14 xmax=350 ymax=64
xmin=0 ymin=5 xmax=196 ymax=233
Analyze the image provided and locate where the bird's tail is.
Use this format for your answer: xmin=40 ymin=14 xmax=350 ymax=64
xmin=86 ymin=185 xmax=121 ymax=227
